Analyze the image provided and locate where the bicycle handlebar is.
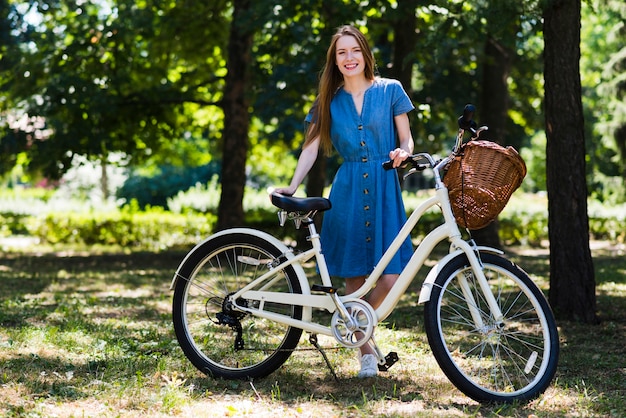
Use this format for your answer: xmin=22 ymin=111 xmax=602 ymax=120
xmin=382 ymin=104 xmax=488 ymax=175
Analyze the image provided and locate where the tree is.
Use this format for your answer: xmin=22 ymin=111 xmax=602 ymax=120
xmin=216 ymin=0 xmax=254 ymax=230
xmin=472 ymin=2 xmax=521 ymax=249
xmin=543 ymin=0 xmax=597 ymax=323
xmin=0 ymin=0 xmax=37 ymax=174
xmin=593 ymin=0 xmax=626 ymax=187
xmin=1 ymin=1 xmax=231 ymax=180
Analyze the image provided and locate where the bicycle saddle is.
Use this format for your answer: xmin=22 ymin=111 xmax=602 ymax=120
xmin=271 ymin=193 xmax=332 ymax=212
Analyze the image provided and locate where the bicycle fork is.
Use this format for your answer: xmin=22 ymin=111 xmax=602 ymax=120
xmin=419 ymin=242 xmax=505 ymax=329
xmin=456 ymin=244 xmax=505 ymax=330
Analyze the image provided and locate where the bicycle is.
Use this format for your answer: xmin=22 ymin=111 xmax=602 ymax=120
xmin=170 ymin=105 xmax=559 ymax=403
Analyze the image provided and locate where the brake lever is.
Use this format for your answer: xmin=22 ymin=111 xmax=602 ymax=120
xmin=472 ymin=126 xmax=489 ymax=140
xmin=402 ymin=163 xmax=430 ymax=180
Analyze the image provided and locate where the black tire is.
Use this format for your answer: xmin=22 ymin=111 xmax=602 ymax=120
xmin=172 ymin=232 xmax=303 ymax=379
xmin=424 ymin=252 xmax=559 ymax=403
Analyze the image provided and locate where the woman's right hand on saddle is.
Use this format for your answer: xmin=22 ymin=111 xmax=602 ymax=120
xmin=270 ymin=186 xmax=296 ymax=196
xmin=268 ymin=186 xmax=296 ymax=197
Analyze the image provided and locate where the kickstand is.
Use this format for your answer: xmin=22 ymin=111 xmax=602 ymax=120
xmin=309 ymin=334 xmax=339 ymax=382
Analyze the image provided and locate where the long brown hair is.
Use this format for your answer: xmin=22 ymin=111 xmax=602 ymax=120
xmin=305 ymin=25 xmax=376 ymax=155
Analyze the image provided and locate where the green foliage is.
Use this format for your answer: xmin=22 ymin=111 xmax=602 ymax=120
xmin=1 ymin=188 xmax=625 ymax=250
xmin=247 ymin=118 xmax=299 ymax=187
xmin=0 ymin=188 xmax=216 ymax=249
xmin=588 ymin=171 xmax=626 ymax=205
xmin=24 ymin=204 xmax=215 ymax=250
xmin=0 ymin=185 xmax=55 ymax=202
xmin=117 ymin=163 xmax=220 ymax=208
xmin=499 ymin=209 xmax=549 ymax=247
xmin=1 ymin=0 xmax=626 ymax=221
xmin=588 ymin=199 xmax=626 ymax=242
xmin=1 ymin=0 xmax=230 ymax=178
xmin=520 ymin=132 xmax=547 ymax=192
xmin=587 ymin=0 xmax=626 ymax=180
xmin=0 ymin=213 xmax=30 ymax=236
xmin=166 ymin=177 xmax=221 ymax=214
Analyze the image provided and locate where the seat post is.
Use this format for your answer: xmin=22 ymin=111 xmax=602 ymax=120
xmin=305 ymin=217 xmax=320 ymax=243
xmin=307 ymin=218 xmax=333 ymax=285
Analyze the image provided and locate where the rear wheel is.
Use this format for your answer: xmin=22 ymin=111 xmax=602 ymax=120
xmin=172 ymin=232 xmax=303 ymax=379
xmin=424 ymin=252 xmax=559 ymax=402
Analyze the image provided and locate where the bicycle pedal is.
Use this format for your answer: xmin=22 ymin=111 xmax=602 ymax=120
xmin=311 ymin=284 xmax=338 ymax=294
xmin=378 ymin=352 xmax=399 ymax=372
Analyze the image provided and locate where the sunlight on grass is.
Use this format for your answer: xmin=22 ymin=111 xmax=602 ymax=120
xmin=0 ymin=248 xmax=624 ymax=417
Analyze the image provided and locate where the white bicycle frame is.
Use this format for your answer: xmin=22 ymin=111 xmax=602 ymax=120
xmin=171 ymin=124 xmax=506 ymax=344
xmin=174 ymin=172 xmax=505 ymax=342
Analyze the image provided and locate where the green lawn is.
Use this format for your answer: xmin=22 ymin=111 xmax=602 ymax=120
xmin=0 ymin=242 xmax=624 ymax=417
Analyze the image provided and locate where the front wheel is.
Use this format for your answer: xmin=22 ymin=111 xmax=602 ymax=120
xmin=424 ymin=252 xmax=559 ymax=403
xmin=172 ymin=232 xmax=304 ymax=380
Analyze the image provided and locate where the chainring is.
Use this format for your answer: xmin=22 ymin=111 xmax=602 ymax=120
xmin=330 ymin=300 xmax=376 ymax=348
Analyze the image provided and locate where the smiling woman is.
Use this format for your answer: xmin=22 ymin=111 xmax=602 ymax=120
xmin=335 ymin=34 xmax=371 ymax=115
xmin=273 ymin=25 xmax=416 ymax=377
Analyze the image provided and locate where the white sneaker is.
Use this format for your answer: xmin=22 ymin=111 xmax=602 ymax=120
xmin=357 ymin=354 xmax=378 ymax=378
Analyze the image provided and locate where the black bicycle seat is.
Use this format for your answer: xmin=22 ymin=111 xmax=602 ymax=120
xmin=270 ymin=193 xmax=332 ymax=212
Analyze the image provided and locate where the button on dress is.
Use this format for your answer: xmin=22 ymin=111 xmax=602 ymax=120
xmin=308 ymin=78 xmax=414 ymax=278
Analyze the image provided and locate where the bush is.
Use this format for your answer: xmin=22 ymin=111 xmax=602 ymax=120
xmin=24 ymin=204 xmax=216 ymax=251
xmin=588 ymin=200 xmax=626 ymax=242
xmin=498 ymin=192 xmax=549 ymax=246
xmin=1 ymin=187 xmax=625 ymax=250
xmin=167 ymin=176 xmax=221 ymax=214
xmin=117 ymin=163 xmax=220 ymax=209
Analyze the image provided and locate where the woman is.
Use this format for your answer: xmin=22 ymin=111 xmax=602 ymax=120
xmin=274 ymin=25 xmax=415 ymax=378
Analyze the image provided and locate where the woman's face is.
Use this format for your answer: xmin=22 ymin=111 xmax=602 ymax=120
xmin=335 ymin=35 xmax=365 ymax=79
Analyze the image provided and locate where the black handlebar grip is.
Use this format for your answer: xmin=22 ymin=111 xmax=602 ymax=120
xmin=382 ymin=159 xmax=411 ymax=170
xmin=458 ymin=104 xmax=477 ymax=130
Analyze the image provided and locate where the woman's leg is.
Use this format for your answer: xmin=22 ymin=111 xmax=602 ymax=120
xmin=367 ymin=273 xmax=399 ymax=309
xmin=345 ymin=273 xmax=399 ymax=309
xmin=346 ymin=274 xmax=399 ymax=375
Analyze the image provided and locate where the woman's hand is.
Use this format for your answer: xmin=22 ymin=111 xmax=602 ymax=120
xmin=269 ymin=186 xmax=296 ymax=197
xmin=388 ymin=147 xmax=410 ymax=168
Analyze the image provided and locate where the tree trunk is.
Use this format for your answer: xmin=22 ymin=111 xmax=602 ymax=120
xmin=305 ymin=152 xmax=326 ymax=198
xmin=472 ymin=34 xmax=514 ymax=249
xmin=391 ymin=0 xmax=419 ymax=95
xmin=304 ymin=151 xmax=327 ymax=238
xmin=479 ymin=36 xmax=511 ymax=145
xmin=100 ymin=156 xmax=109 ymax=201
xmin=544 ymin=0 xmax=598 ymax=323
xmin=616 ymin=123 xmax=626 ymax=180
xmin=217 ymin=0 xmax=253 ymax=231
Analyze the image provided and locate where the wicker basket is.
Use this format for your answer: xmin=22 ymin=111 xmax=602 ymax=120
xmin=443 ymin=140 xmax=527 ymax=230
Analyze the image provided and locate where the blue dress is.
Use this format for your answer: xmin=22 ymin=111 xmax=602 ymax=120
xmin=308 ymin=78 xmax=414 ymax=278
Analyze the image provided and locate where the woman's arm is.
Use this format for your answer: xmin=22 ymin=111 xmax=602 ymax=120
xmin=273 ymin=132 xmax=321 ymax=196
xmin=388 ymin=113 xmax=414 ymax=167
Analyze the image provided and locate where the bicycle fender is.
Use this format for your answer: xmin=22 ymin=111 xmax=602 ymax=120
xmin=417 ymin=246 xmax=504 ymax=304
xmin=169 ymin=228 xmax=310 ymax=295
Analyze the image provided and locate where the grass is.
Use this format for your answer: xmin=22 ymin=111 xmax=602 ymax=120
xmin=0 ymin=241 xmax=625 ymax=417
